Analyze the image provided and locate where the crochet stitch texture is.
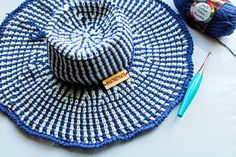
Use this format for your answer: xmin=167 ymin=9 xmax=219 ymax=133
xmin=0 ymin=0 xmax=194 ymax=148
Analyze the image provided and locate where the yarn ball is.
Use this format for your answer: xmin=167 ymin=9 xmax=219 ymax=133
xmin=174 ymin=0 xmax=236 ymax=38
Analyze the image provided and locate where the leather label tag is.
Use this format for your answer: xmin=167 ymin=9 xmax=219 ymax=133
xmin=102 ymin=70 xmax=130 ymax=89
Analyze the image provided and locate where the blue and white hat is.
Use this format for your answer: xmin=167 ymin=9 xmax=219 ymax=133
xmin=0 ymin=0 xmax=194 ymax=148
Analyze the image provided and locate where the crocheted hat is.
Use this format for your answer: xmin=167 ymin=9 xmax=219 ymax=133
xmin=0 ymin=0 xmax=193 ymax=148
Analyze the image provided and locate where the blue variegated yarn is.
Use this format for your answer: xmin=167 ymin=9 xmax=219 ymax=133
xmin=174 ymin=0 xmax=236 ymax=38
xmin=0 ymin=0 xmax=193 ymax=148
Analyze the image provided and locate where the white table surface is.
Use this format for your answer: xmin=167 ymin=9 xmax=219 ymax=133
xmin=1 ymin=0 xmax=236 ymax=157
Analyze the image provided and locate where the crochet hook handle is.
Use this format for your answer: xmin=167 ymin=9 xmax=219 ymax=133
xmin=178 ymin=52 xmax=211 ymax=118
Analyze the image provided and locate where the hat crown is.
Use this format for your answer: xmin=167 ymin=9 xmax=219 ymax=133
xmin=46 ymin=0 xmax=134 ymax=85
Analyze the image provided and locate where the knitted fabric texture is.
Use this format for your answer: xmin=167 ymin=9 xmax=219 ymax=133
xmin=0 ymin=0 xmax=194 ymax=148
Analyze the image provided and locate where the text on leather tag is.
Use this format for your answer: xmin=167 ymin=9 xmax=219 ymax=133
xmin=102 ymin=70 xmax=130 ymax=89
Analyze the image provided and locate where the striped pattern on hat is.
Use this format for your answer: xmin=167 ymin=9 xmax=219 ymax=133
xmin=0 ymin=0 xmax=194 ymax=148
xmin=46 ymin=1 xmax=133 ymax=85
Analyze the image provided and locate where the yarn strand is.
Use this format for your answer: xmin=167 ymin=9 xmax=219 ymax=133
xmin=214 ymin=38 xmax=236 ymax=57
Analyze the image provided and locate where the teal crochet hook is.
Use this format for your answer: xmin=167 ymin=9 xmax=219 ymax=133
xmin=178 ymin=52 xmax=211 ymax=118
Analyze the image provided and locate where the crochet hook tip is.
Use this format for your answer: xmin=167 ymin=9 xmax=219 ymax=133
xmin=199 ymin=52 xmax=211 ymax=74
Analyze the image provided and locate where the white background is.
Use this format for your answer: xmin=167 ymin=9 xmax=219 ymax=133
xmin=0 ymin=0 xmax=236 ymax=157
